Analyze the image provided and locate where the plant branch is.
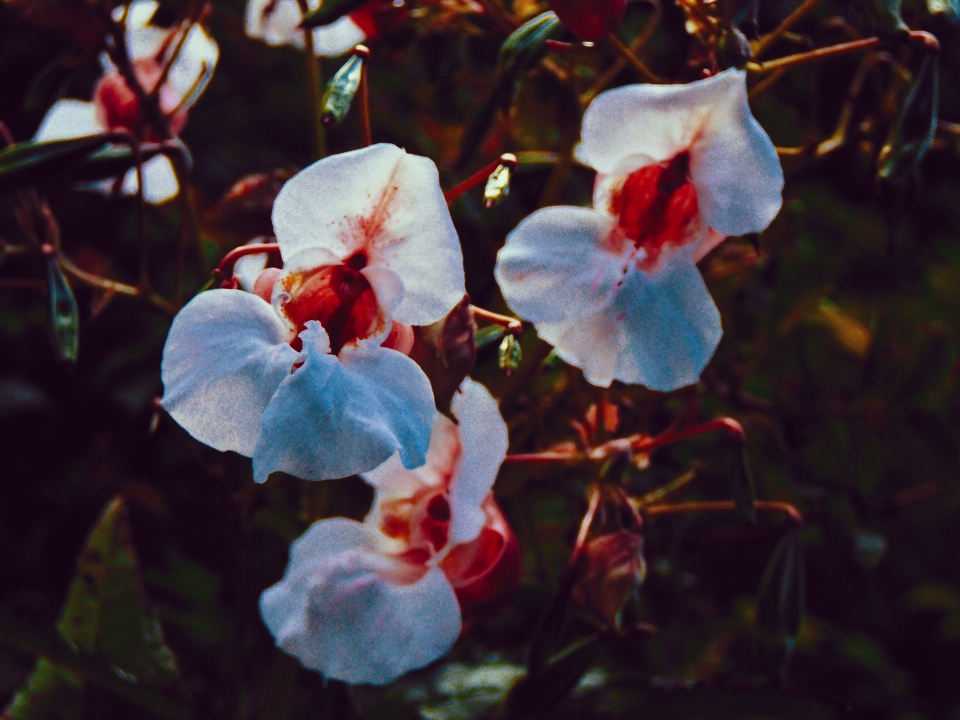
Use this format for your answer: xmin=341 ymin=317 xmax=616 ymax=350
xmin=606 ymin=32 xmax=660 ymax=83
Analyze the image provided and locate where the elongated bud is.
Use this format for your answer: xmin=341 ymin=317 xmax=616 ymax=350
xmin=320 ymin=50 xmax=366 ymax=128
xmin=546 ymin=0 xmax=627 ymax=42
xmin=573 ymin=529 xmax=646 ymax=630
xmin=483 ymin=153 xmax=516 ymax=208
xmin=498 ymin=334 xmax=522 ymax=374
xmin=46 ymin=254 xmax=79 ymax=363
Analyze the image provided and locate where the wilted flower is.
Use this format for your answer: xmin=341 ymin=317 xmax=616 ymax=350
xmin=260 ymin=379 xmax=519 ymax=685
xmin=245 ymin=0 xmax=377 ymax=56
xmin=33 ymin=0 xmax=219 ymax=204
xmin=495 ymin=69 xmax=783 ymax=390
xmin=161 ymin=144 xmax=466 ymax=482
xmin=572 ymin=529 xmax=646 ymax=629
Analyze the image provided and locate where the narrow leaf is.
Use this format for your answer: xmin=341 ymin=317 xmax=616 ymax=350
xmin=47 ymin=258 xmax=79 ymax=364
xmin=879 ymin=53 xmax=939 ymax=184
xmin=320 ymin=54 xmax=364 ymax=128
xmin=0 ymin=135 xmax=111 ymax=194
xmin=301 ymin=0 xmax=369 ymax=29
xmin=757 ymin=530 xmax=806 ymax=645
xmin=526 ymin=571 xmax=577 ymax=677
xmin=59 ymin=144 xmax=166 ymax=184
xmin=504 ymin=635 xmax=602 ymax=718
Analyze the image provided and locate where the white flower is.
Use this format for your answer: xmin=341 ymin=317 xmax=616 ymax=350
xmin=245 ymin=0 xmax=371 ymax=57
xmin=260 ymin=379 xmax=518 ymax=685
xmin=495 ymin=69 xmax=783 ymax=390
xmin=33 ymin=0 xmax=219 ymax=204
xmin=161 ymin=144 xmax=467 ymax=483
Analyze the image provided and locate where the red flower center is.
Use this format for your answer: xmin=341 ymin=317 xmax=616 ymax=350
xmin=93 ymin=70 xmax=144 ymax=134
xmin=282 ymin=262 xmax=379 ymax=355
xmin=610 ymin=152 xmax=699 ymax=270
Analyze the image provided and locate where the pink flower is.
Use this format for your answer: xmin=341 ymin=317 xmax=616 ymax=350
xmin=495 ymin=69 xmax=783 ymax=390
xmin=33 ymin=0 xmax=219 ymax=204
xmin=260 ymin=379 xmax=519 ymax=685
xmin=245 ymin=0 xmax=378 ymax=57
xmin=161 ymin=144 xmax=466 ymax=482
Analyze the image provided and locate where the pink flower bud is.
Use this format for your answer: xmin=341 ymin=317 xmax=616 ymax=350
xmin=573 ymin=529 xmax=646 ymax=629
xmin=546 ymin=0 xmax=627 ymax=42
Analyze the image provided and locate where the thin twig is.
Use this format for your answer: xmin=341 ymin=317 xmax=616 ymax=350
xmin=581 ymin=0 xmax=661 ymax=105
xmin=644 ymin=499 xmax=802 ymax=524
xmin=752 ymin=0 xmax=825 ymax=59
xmin=606 ymin=32 xmax=660 ymax=83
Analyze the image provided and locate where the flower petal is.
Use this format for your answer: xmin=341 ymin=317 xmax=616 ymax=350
xmin=495 ymin=206 xmax=623 ymax=326
xmin=271 ymin=144 xmax=465 ymax=326
xmin=260 ymin=517 xmax=461 ymax=685
xmin=166 ymin=23 xmax=219 ymax=108
xmin=540 ymin=251 xmax=721 ymax=389
xmin=118 ymin=0 xmax=159 ymax=27
xmin=313 ymin=15 xmax=366 ymax=57
xmin=161 ymin=289 xmax=298 ymax=456
xmin=246 ymin=0 xmax=304 ymax=46
xmin=253 ymin=323 xmax=437 ymax=483
xmin=33 ymin=100 xmax=104 ymax=141
xmin=121 ymin=153 xmax=180 ymax=204
xmin=688 ymin=72 xmax=783 ymax=236
xmin=448 ymin=379 xmax=508 ymax=544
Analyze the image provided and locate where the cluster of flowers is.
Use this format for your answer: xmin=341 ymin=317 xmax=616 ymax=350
xmin=32 ymin=0 xmax=784 ymax=686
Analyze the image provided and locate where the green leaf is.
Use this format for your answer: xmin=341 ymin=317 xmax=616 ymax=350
xmin=503 ymin=635 xmax=602 ymax=718
xmin=926 ymin=0 xmax=960 ymax=22
xmin=320 ymin=54 xmax=364 ymax=128
xmin=526 ymin=571 xmax=577 ymax=677
xmin=59 ymin=144 xmax=166 ymax=184
xmin=301 ymin=0 xmax=369 ymax=28
xmin=5 ymin=659 xmax=83 ymax=720
xmin=757 ymin=530 xmax=806 ymax=646
xmin=852 ymin=0 xmax=909 ymax=37
xmin=0 ymin=135 xmax=110 ymax=194
xmin=409 ymin=295 xmax=476 ymax=419
xmin=878 ymin=53 xmax=939 ymax=185
xmin=46 ymin=258 xmax=79 ymax=364
xmin=498 ymin=334 xmax=522 ymax=374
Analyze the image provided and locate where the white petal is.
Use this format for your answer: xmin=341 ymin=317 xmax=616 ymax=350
xmin=246 ymin=0 xmax=304 ymax=46
xmin=161 ymin=289 xmax=298 ymax=455
xmin=125 ymin=26 xmax=168 ymax=63
xmin=119 ymin=0 xmax=159 ymax=27
xmin=33 ymin=100 xmax=104 ymax=141
xmin=252 ymin=325 xmax=437 ymax=483
xmin=272 ymin=144 xmax=465 ymax=326
xmin=495 ymin=206 xmax=623 ymax=325
xmin=261 ymin=518 xmax=461 ymax=685
xmin=121 ymin=153 xmax=180 ymax=204
xmin=313 ymin=15 xmax=366 ymax=56
xmin=448 ymin=379 xmax=508 ymax=544
xmin=688 ymin=72 xmax=783 ymax=236
xmin=166 ymin=24 xmax=219 ymax=108
xmin=540 ymin=251 xmax=721 ymax=390
xmin=234 ymin=252 xmax=269 ymax=292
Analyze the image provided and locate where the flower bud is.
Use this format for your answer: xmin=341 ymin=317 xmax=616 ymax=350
xmin=573 ymin=529 xmax=646 ymax=630
xmin=546 ymin=0 xmax=627 ymax=42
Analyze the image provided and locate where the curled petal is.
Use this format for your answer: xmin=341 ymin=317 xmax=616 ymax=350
xmin=261 ymin=518 xmax=461 ymax=685
xmin=272 ymin=144 xmax=465 ymax=326
xmin=313 ymin=15 xmax=367 ymax=56
xmin=495 ymin=206 xmax=623 ymax=326
xmin=33 ymin=100 xmax=104 ymax=141
xmin=253 ymin=323 xmax=437 ymax=483
xmin=447 ymin=379 xmax=508 ymax=544
xmin=161 ymin=289 xmax=298 ymax=456
xmin=539 ymin=251 xmax=721 ymax=390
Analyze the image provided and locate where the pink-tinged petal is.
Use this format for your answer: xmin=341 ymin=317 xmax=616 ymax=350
xmin=448 ymin=379 xmax=508 ymax=544
xmin=272 ymin=144 xmax=465 ymax=326
xmin=246 ymin=0 xmax=304 ymax=47
xmin=688 ymin=72 xmax=783 ymax=236
xmin=691 ymin=227 xmax=726 ymax=263
xmin=161 ymin=289 xmax=298 ymax=456
xmin=260 ymin=517 xmax=461 ymax=685
xmin=166 ymin=24 xmax=219 ymax=108
xmin=120 ymin=154 xmax=179 ymax=204
xmin=234 ymin=252 xmax=269 ymax=293
xmin=441 ymin=496 xmax=521 ymax=618
xmin=252 ymin=323 xmax=437 ymax=483
xmin=360 ymin=264 xmax=404 ymax=316
xmin=313 ymin=15 xmax=366 ymax=57
xmin=495 ymin=206 xmax=623 ymax=326
xmin=33 ymin=100 xmax=104 ymax=141
xmin=540 ymin=251 xmax=721 ymax=389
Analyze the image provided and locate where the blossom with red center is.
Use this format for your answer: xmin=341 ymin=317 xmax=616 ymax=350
xmin=259 ymin=379 xmax=519 ymax=685
xmin=161 ymin=144 xmax=466 ymax=482
xmin=32 ymin=0 xmax=219 ymax=204
xmin=495 ymin=69 xmax=783 ymax=390
xmin=245 ymin=0 xmax=382 ymax=56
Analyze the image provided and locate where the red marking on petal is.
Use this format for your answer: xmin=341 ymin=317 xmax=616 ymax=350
xmin=609 ymin=152 xmax=700 ymax=270
xmin=282 ymin=264 xmax=379 ymax=355
xmin=93 ymin=70 xmax=144 ymax=133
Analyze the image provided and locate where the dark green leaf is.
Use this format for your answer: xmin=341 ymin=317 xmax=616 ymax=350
xmin=301 ymin=0 xmax=369 ymax=29
xmin=757 ymin=530 xmax=806 ymax=645
xmin=878 ymin=53 xmax=939 ymax=184
xmin=504 ymin=635 xmax=602 ymax=718
xmin=852 ymin=0 xmax=909 ymax=37
xmin=0 ymin=136 xmax=110 ymax=194
xmin=498 ymin=334 xmax=522 ymax=374
xmin=320 ymin=54 xmax=364 ymax=128
xmin=408 ymin=295 xmax=476 ymax=419
xmin=59 ymin=144 xmax=166 ymax=184
xmin=47 ymin=258 xmax=78 ymax=364
xmin=526 ymin=571 xmax=577 ymax=677
xmin=5 ymin=659 xmax=83 ymax=720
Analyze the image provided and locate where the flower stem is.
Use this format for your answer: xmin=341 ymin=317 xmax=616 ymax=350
xmin=471 ymin=305 xmax=522 ymax=332
xmin=751 ymin=0 xmax=825 ymax=59
xmin=606 ymin=32 xmax=660 ymax=84
xmin=353 ymin=45 xmax=373 ymax=148
xmin=581 ymin=0 xmax=660 ymax=105
xmin=212 ymin=242 xmax=283 ymax=284
xmin=644 ymin=499 xmax=802 ymax=524
xmin=296 ymin=0 xmax=326 ymax=161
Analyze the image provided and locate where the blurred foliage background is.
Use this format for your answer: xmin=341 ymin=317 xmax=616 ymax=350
xmin=2 ymin=0 xmax=960 ymax=716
